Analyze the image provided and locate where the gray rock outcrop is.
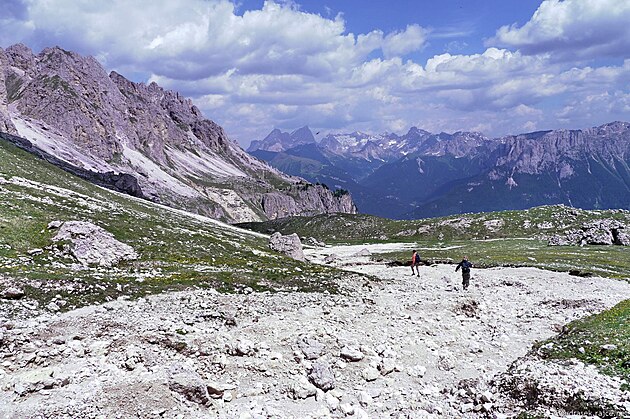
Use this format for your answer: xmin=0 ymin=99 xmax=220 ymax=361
xmin=548 ymin=220 xmax=629 ymax=246
xmin=0 ymin=132 xmax=144 ymax=198
xmin=298 ymin=336 xmax=325 ymax=360
xmin=268 ymin=232 xmax=305 ymax=261
xmin=51 ymin=221 xmax=138 ymax=267
xmin=261 ymin=183 xmax=356 ymax=220
xmin=0 ymin=48 xmax=17 ymax=135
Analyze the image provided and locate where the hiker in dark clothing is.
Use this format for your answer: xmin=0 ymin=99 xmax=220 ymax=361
xmin=455 ymin=256 xmax=473 ymax=290
xmin=410 ymin=250 xmax=421 ymax=277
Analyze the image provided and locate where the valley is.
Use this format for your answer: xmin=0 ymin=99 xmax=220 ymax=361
xmin=1 ymin=134 xmax=629 ymax=417
xmin=0 ymin=38 xmax=628 ymax=419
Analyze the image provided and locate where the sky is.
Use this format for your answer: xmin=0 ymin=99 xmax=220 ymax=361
xmin=1 ymin=0 xmax=629 ymax=147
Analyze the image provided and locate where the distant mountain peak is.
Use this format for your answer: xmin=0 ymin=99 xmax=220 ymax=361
xmin=248 ymin=126 xmax=315 ymax=152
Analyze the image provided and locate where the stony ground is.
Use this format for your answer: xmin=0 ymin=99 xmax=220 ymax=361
xmin=1 ymin=243 xmax=629 ymax=418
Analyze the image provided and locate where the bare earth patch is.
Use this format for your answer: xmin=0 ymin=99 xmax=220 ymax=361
xmin=1 ymin=243 xmax=629 ymax=418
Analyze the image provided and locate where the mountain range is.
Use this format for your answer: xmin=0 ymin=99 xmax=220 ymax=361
xmin=0 ymin=44 xmax=356 ymax=223
xmin=248 ymin=123 xmax=630 ymax=218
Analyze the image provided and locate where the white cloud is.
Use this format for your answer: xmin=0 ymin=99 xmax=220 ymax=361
xmin=488 ymin=0 xmax=630 ymax=60
xmin=0 ymin=0 xmax=628 ymax=145
xmin=3 ymin=0 xmax=428 ymax=81
xmin=382 ymin=24 xmax=429 ymax=58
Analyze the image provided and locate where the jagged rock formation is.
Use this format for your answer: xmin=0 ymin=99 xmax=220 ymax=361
xmin=261 ymin=183 xmax=354 ymax=220
xmin=251 ymin=123 xmax=630 ymax=219
xmin=0 ymin=131 xmax=143 ymax=197
xmin=0 ymin=44 xmax=356 ymax=223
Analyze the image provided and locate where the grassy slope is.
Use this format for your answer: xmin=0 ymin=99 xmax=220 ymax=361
xmin=0 ymin=140 xmax=347 ymax=313
xmin=537 ymin=299 xmax=630 ymax=389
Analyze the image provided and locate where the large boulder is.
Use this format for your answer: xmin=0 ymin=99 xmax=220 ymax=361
xmin=51 ymin=221 xmax=138 ymax=267
xmin=268 ymin=232 xmax=305 ymax=261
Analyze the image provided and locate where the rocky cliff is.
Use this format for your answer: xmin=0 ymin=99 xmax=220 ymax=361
xmin=0 ymin=44 xmax=356 ymax=222
xmin=0 ymin=49 xmax=16 ymax=135
xmin=491 ymin=122 xmax=630 ymax=177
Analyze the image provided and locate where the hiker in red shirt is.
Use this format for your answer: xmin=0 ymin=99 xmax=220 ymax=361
xmin=411 ymin=250 xmax=421 ymax=277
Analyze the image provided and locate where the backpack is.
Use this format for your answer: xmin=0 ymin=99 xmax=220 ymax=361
xmin=462 ymin=261 xmax=471 ymax=273
xmin=414 ymin=253 xmax=421 ymax=264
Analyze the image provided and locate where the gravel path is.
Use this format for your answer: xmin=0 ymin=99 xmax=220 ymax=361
xmin=1 ymin=243 xmax=629 ymax=418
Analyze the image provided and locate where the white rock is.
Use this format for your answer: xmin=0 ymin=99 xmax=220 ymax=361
xmin=408 ymin=365 xmax=427 ymax=378
xmin=361 ymin=366 xmax=380 ymax=382
xmin=380 ymin=358 xmax=396 ymax=375
xmin=339 ymin=403 xmax=354 ymax=415
xmin=340 ymin=346 xmax=363 ymax=362
xmin=288 ymin=376 xmax=317 ymax=400
xmin=325 ymin=392 xmax=340 ymax=410
xmin=47 ymin=220 xmax=63 ymax=230
xmin=461 ymin=403 xmax=474 ymax=412
xmin=481 ymin=390 xmax=493 ymax=403
xmin=358 ymin=391 xmax=373 ymax=407
xmin=52 ymin=221 xmax=137 ymax=267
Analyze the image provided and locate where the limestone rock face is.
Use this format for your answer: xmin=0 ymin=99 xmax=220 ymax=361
xmin=0 ymin=44 xmax=357 ymax=223
xmin=494 ymin=122 xmax=630 ymax=176
xmin=261 ymin=184 xmax=356 ymax=219
xmin=0 ymin=48 xmax=17 ymax=135
xmin=51 ymin=221 xmax=138 ymax=267
xmin=268 ymin=232 xmax=305 ymax=261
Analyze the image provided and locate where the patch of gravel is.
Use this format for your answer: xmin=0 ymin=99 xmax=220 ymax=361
xmin=0 ymin=243 xmax=629 ymax=418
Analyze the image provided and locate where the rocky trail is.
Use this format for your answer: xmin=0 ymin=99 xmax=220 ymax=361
xmin=1 ymin=243 xmax=629 ymax=418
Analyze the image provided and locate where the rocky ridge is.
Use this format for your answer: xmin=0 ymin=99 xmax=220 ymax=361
xmin=253 ymin=126 xmax=491 ymax=163
xmin=0 ymin=44 xmax=356 ymax=223
xmin=249 ymin=123 xmax=630 ymax=218
xmin=248 ymin=126 xmax=316 ymax=153
xmin=1 ymin=243 xmax=628 ymax=418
